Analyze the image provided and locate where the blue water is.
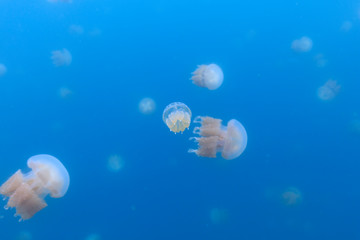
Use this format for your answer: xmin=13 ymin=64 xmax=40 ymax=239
xmin=0 ymin=0 xmax=360 ymax=239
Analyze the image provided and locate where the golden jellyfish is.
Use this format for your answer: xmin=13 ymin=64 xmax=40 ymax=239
xmin=189 ymin=116 xmax=247 ymax=160
xmin=0 ymin=154 xmax=70 ymax=221
xmin=191 ymin=64 xmax=224 ymax=90
xmin=162 ymin=102 xmax=191 ymax=133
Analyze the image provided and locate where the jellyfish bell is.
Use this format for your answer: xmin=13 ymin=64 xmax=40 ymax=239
xmin=0 ymin=154 xmax=70 ymax=220
xmin=162 ymin=102 xmax=192 ymax=133
xmin=139 ymin=97 xmax=156 ymax=114
xmin=291 ymin=36 xmax=313 ymax=52
xmin=317 ymin=79 xmax=341 ymax=101
xmin=189 ymin=116 xmax=247 ymax=160
xmin=51 ymin=48 xmax=72 ymax=67
xmin=191 ymin=64 xmax=224 ymax=90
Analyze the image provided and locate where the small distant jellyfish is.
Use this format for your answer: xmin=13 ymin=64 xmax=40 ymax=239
xmin=69 ymin=24 xmax=84 ymax=35
xmin=51 ymin=48 xmax=72 ymax=67
xmin=191 ymin=64 xmax=224 ymax=90
xmin=314 ymin=54 xmax=328 ymax=68
xmin=162 ymin=102 xmax=192 ymax=133
xmin=0 ymin=154 xmax=70 ymax=220
xmin=210 ymin=208 xmax=229 ymax=224
xmin=0 ymin=63 xmax=7 ymax=77
xmin=139 ymin=97 xmax=156 ymax=114
xmin=85 ymin=233 xmax=101 ymax=240
xmin=189 ymin=116 xmax=247 ymax=160
xmin=282 ymin=187 xmax=302 ymax=206
xmin=340 ymin=21 xmax=352 ymax=32
xmin=317 ymin=79 xmax=341 ymax=101
xmin=107 ymin=154 xmax=125 ymax=173
xmin=58 ymin=87 xmax=73 ymax=98
xmin=291 ymin=36 xmax=313 ymax=52
xmin=16 ymin=231 xmax=32 ymax=240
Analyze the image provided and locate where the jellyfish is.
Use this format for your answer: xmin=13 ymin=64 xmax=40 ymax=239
xmin=191 ymin=64 xmax=224 ymax=90
xmin=106 ymin=154 xmax=125 ymax=173
xmin=51 ymin=48 xmax=72 ymax=67
xmin=210 ymin=208 xmax=229 ymax=224
xmin=317 ymin=79 xmax=341 ymax=101
xmin=189 ymin=116 xmax=247 ymax=160
xmin=291 ymin=36 xmax=313 ymax=52
xmin=139 ymin=97 xmax=156 ymax=114
xmin=0 ymin=154 xmax=70 ymax=220
xmin=58 ymin=86 xmax=73 ymax=98
xmin=69 ymin=24 xmax=84 ymax=35
xmin=340 ymin=21 xmax=352 ymax=32
xmin=282 ymin=187 xmax=302 ymax=206
xmin=0 ymin=63 xmax=7 ymax=77
xmin=162 ymin=102 xmax=191 ymax=133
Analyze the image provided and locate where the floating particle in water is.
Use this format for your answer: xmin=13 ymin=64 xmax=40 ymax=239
xmin=282 ymin=187 xmax=302 ymax=206
xmin=291 ymin=36 xmax=313 ymax=52
xmin=69 ymin=24 xmax=84 ymax=35
xmin=0 ymin=63 xmax=7 ymax=76
xmin=162 ymin=102 xmax=192 ymax=133
xmin=317 ymin=79 xmax=341 ymax=101
xmin=0 ymin=154 xmax=70 ymax=220
xmin=51 ymin=48 xmax=72 ymax=67
xmin=191 ymin=64 xmax=224 ymax=90
xmin=314 ymin=54 xmax=328 ymax=68
xmin=139 ymin=97 xmax=156 ymax=114
xmin=189 ymin=116 xmax=247 ymax=160
xmin=340 ymin=21 xmax=352 ymax=32
xmin=85 ymin=234 xmax=101 ymax=240
xmin=58 ymin=87 xmax=73 ymax=98
xmin=210 ymin=208 xmax=229 ymax=224
xmin=107 ymin=154 xmax=125 ymax=173
xmin=48 ymin=0 xmax=72 ymax=3
xmin=16 ymin=231 xmax=32 ymax=240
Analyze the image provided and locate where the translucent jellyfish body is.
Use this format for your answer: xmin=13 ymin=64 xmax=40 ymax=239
xmin=291 ymin=36 xmax=313 ymax=52
xmin=189 ymin=116 xmax=247 ymax=160
xmin=191 ymin=64 xmax=224 ymax=90
xmin=162 ymin=102 xmax=192 ymax=133
xmin=51 ymin=48 xmax=72 ymax=67
xmin=317 ymin=79 xmax=341 ymax=101
xmin=0 ymin=154 xmax=70 ymax=220
xmin=139 ymin=97 xmax=156 ymax=114
xmin=0 ymin=63 xmax=7 ymax=77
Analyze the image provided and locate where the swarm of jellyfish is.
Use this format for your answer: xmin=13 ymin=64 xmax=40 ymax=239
xmin=0 ymin=154 xmax=70 ymax=220
xmin=51 ymin=48 xmax=72 ymax=67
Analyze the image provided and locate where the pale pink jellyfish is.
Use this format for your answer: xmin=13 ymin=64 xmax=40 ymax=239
xmin=291 ymin=36 xmax=313 ymax=52
xmin=191 ymin=64 xmax=224 ymax=90
xmin=0 ymin=154 xmax=70 ymax=220
xmin=317 ymin=79 xmax=341 ymax=101
xmin=51 ymin=48 xmax=72 ymax=67
xmin=189 ymin=116 xmax=247 ymax=160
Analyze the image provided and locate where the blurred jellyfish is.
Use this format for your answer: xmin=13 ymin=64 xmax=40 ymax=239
xmin=0 ymin=154 xmax=70 ymax=220
xmin=0 ymin=63 xmax=7 ymax=76
xmin=85 ymin=233 xmax=101 ymax=240
xmin=69 ymin=24 xmax=84 ymax=35
xmin=191 ymin=64 xmax=223 ymax=90
xmin=139 ymin=97 xmax=156 ymax=114
xmin=162 ymin=102 xmax=192 ymax=133
xmin=107 ymin=154 xmax=124 ymax=172
xmin=291 ymin=36 xmax=313 ymax=52
xmin=282 ymin=187 xmax=302 ymax=206
xmin=89 ymin=28 xmax=102 ymax=37
xmin=349 ymin=118 xmax=360 ymax=134
xmin=58 ymin=87 xmax=73 ymax=98
xmin=51 ymin=48 xmax=72 ymax=67
xmin=210 ymin=208 xmax=229 ymax=224
xmin=189 ymin=116 xmax=247 ymax=160
xmin=317 ymin=79 xmax=341 ymax=101
xmin=16 ymin=231 xmax=32 ymax=240
xmin=314 ymin=54 xmax=327 ymax=68
xmin=340 ymin=21 xmax=352 ymax=32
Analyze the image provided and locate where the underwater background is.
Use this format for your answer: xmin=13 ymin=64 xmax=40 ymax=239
xmin=0 ymin=0 xmax=360 ymax=239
